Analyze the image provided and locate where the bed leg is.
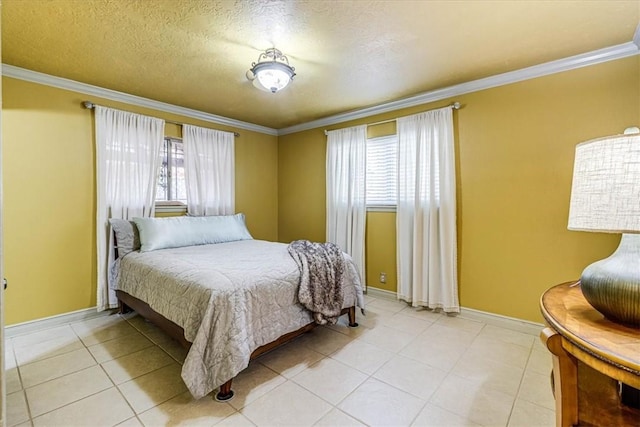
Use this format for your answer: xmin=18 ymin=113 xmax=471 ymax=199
xmin=118 ymin=300 xmax=132 ymax=314
xmin=348 ymin=306 xmax=359 ymax=327
xmin=215 ymin=379 xmax=234 ymax=402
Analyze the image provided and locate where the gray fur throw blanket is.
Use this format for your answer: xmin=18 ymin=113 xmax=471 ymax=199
xmin=287 ymin=240 xmax=345 ymax=325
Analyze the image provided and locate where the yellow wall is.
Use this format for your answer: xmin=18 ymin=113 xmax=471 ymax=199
xmin=3 ymin=56 xmax=638 ymax=325
xmin=365 ymin=212 xmax=397 ymax=292
xmin=2 ymin=77 xmax=279 ymax=325
xmin=363 ymin=123 xmax=398 ymax=292
xmin=278 ymin=56 xmax=639 ymax=322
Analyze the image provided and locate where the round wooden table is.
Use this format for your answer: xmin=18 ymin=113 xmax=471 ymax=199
xmin=540 ymin=281 xmax=640 ymax=426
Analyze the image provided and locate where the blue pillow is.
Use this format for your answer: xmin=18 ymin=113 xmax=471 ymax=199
xmin=133 ymin=213 xmax=253 ymax=252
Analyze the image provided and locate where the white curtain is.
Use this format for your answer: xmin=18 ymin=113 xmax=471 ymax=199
xmin=326 ymin=125 xmax=367 ymax=282
xmin=95 ymin=106 xmax=164 ymax=311
xmin=396 ymin=107 xmax=459 ymax=312
xmin=183 ymin=125 xmax=235 ymax=216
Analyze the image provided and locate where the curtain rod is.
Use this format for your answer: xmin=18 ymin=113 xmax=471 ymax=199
xmin=324 ymin=102 xmax=461 ymax=136
xmin=82 ymin=101 xmax=240 ymax=137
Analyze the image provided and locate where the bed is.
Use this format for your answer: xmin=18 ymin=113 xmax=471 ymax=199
xmin=109 ymin=215 xmax=364 ymax=401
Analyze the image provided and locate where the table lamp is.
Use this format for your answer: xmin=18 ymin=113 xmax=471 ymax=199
xmin=568 ymin=127 xmax=640 ymax=327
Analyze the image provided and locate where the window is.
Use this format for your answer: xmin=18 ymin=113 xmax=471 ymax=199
xmin=366 ymin=135 xmax=398 ymax=208
xmin=156 ymin=137 xmax=187 ymax=204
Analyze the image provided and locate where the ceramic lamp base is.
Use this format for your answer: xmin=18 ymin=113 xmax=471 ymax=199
xmin=580 ymin=234 xmax=640 ymax=327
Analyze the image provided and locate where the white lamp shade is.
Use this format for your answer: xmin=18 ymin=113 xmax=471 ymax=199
xmin=568 ymin=134 xmax=640 ymax=233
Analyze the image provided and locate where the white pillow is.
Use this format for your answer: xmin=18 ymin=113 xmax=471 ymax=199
xmin=133 ymin=213 xmax=253 ymax=252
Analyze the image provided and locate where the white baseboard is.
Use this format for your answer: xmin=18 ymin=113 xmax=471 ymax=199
xmin=5 ymin=307 xmax=111 ymax=338
xmin=459 ymin=307 xmax=544 ymax=336
xmin=365 ymin=286 xmax=397 ymax=300
xmin=365 ymin=287 xmax=544 ymax=336
xmin=5 ymin=290 xmax=545 ymax=339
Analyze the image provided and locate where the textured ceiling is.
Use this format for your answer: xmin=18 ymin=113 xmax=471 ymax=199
xmin=2 ymin=0 xmax=639 ymax=129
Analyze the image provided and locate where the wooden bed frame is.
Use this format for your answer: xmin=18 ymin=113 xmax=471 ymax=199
xmin=116 ymin=289 xmax=358 ymax=401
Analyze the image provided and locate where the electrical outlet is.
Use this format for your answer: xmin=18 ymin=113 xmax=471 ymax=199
xmin=379 ymin=272 xmax=387 ymax=284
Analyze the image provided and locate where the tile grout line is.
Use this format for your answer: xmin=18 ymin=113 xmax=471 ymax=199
xmin=322 ymin=318 xmax=432 ymax=426
xmin=26 ymin=323 xmax=106 ymax=424
xmin=276 ymin=307 xmax=538 ymax=425
xmin=87 ymin=330 xmax=141 ymax=427
xmin=504 ymin=344 xmax=537 ymax=427
xmin=23 ymin=316 xmax=153 ymax=425
xmin=368 ymin=332 xmax=433 ymax=427
xmin=121 ymin=314 xmax=186 ymax=424
xmin=10 ymin=342 xmax=36 ymax=426
xmin=16 ymin=314 xmax=200 ymax=425
xmin=105 ymin=317 xmax=188 ymax=423
xmin=11 ymin=296 xmax=552 ymax=427
xmin=429 ymin=320 xmax=514 ymax=426
xmin=249 ymin=319 xmax=391 ymax=426
xmin=123 ymin=314 xmax=243 ymax=421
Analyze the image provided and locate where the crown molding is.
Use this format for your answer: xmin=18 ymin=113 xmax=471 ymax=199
xmin=277 ymin=42 xmax=640 ymax=135
xmin=4 ymin=39 xmax=638 ymax=138
xmin=1 ymin=64 xmax=279 ymax=136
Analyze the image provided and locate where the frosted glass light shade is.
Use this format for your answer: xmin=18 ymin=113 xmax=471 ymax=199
xmin=250 ymin=60 xmax=294 ymax=93
xmin=255 ymin=67 xmax=291 ymax=93
xmin=246 ymin=48 xmax=296 ymax=94
xmin=568 ymin=134 xmax=640 ymax=233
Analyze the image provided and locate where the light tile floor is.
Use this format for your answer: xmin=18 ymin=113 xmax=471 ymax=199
xmin=5 ymin=295 xmax=555 ymax=427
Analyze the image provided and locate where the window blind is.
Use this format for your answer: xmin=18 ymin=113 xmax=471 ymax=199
xmin=366 ymin=135 xmax=398 ymax=206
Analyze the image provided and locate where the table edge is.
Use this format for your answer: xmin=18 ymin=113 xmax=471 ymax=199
xmin=540 ymin=282 xmax=640 ymax=376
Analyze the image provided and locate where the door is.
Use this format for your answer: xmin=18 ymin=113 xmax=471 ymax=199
xmin=0 ymin=3 xmax=6 ymax=423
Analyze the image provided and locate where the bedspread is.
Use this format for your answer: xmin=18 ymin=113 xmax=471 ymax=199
xmin=113 ymin=239 xmax=364 ymax=399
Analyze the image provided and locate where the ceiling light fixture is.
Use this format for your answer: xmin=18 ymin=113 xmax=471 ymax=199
xmin=246 ymin=48 xmax=296 ymax=93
